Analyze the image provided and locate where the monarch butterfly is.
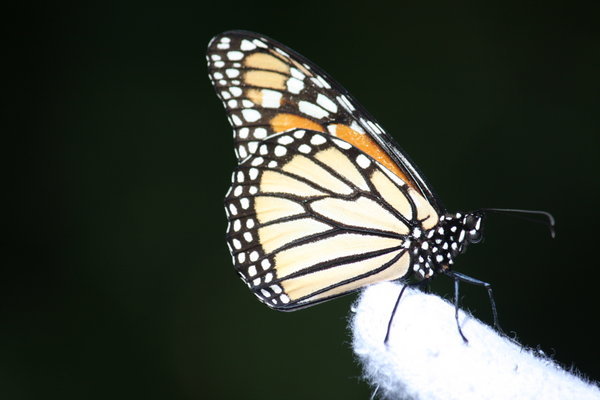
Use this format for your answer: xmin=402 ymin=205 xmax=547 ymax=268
xmin=206 ymin=31 xmax=554 ymax=341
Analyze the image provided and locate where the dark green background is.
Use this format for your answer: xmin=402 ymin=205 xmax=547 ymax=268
xmin=7 ymin=2 xmax=599 ymax=399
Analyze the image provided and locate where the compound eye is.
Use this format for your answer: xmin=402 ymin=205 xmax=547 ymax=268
xmin=468 ymin=229 xmax=483 ymax=244
xmin=464 ymin=215 xmax=478 ymax=230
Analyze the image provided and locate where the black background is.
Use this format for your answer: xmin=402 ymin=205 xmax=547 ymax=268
xmin=6 ymin=2 xmax=599 ymax=399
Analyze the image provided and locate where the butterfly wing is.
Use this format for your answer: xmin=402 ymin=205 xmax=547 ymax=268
xmin=224 ymin=129 xmax=439 ymax=310
xmin=207 ymin=30 xmax=444 ymax=212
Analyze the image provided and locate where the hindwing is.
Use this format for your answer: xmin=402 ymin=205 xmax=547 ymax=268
xmin=224 ymin=129 xmax=439 ymax=309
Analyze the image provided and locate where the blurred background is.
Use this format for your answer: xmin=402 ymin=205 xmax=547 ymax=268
xmin=6 ymin=1 xmax=599 ymax=399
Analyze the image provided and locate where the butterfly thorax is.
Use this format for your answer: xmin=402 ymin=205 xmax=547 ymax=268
xmin=408 ymin=212 xmax=484 ymax=280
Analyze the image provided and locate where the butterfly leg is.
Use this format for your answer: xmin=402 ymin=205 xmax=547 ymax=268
xmin=444 ymin=270 xmax=504 ymax=342
xmin=384 ymin=280 xmax=429 ymax=345
xmin=451 ymin=276 xmax=469 ymax=343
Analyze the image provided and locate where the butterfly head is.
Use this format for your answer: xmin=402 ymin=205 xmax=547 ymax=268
xmin=463 ymin=212 xmax=485 ymax=244
xmin=439 ymin=211 xmax=486 ymax=252
xmin=410 ymin=211 xmax=485 ymax=279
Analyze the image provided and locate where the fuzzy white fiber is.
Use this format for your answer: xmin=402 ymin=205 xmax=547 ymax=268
xmin=350 ymin=281 xmax=600 ymax=400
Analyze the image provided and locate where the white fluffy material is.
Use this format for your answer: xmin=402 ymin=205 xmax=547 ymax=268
xmin=351 ymin=281 xmax=600 ymax=400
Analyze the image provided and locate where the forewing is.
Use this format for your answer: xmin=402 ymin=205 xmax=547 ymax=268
xmin=207 ymin=30 xmax=443 ymax=211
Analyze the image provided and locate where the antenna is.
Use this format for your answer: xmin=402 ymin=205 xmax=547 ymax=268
xmin=478 ymin=208 xmax=556 ymax=238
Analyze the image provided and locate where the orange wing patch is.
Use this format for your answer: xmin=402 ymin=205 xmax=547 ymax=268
xmin=244 ymin=70 xmax=287 ymax=90
xmin=328 ymin=124 xmax=417 ymax=190
xmin=271 ymin=114 xmax=325 ymax=133
xmin=244 ymin=53 xmax=289 ymax=73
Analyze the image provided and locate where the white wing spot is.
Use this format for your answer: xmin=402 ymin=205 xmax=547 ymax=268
xmin=242 ymin=109 xmax=261 ymax=122
xmin=250 ymin=251 xmax=259 ymax=262
xmin=238 ymin=146 xmax=248 ymax=159
xmin=238 ymin=127 xmax=249 ymax=139
xmin=261 ymin=89 xmax=282 ymax=108
xmin=243 ymin=232 xmax=253 ymax=242
xmin=233 ymin=186 xmax=243 ymax=197
xmin=228 ymin=203 xmax=238 ymax=215
xmin=356 ymin=154 xmax=371 ymax=169
xmin=236 ymin=171 xmax=245 ymax=182
xmin=237 ymin=252 xmax=245 ymax=262
xmin=287 ymin=77 xmax=304 ymax=94
xmin=232 ymin=238 xmax=242 ymax=249
xmin=225 ymin=68 xmax=240 ymax=78
xmin=316 ymin=94 xmax=338 ymax=113
xmin=227 ymin=51 xmax=244 ymax=61
xmin=316 ymin=75 xmax=331 ymax=88
xmin=253 ymin=39 xmax=268 ymax=48
xmin=240 ymin=39 xmax=257 ymax=51
xmin=261 ymin=259 xmax=271 ymax=270
xmin=350 ymin=120 xmax=365 ymax=134
xmin=267 ymin=160 xmax=278 ymax=168
xmin=248 ymin=265 xmax=257 ymax=276
xmin=230 ymin=87 xmax=242 ymax=97
xmin=240 ymin=198 xmax=250 ymax=209
xmin=249 ymin=168 xmax=259 ymax=180
xmin=298 ymin=144 xmax=312 ymax=154
xmin=290 ymin=67 xmax=305 ymax=80
xmin=254 ymin=128 xmax=267 ymax=139
xmin=311 ymin=77 xmax=324 ymax=88
xmin=251 ymin=157 xmax=264 ymax=166
xmin=231 ymin=115 xmax=242 ymax=126
xmin=271 ymin=285 xmax=283 ymax=294
xmin=233 ymin=220 xmax=241 ymax=231
xmin=246 ymin=218 xmax=255 ymax=228
xmin=293 ymin=130 xmax=306 ymax=139
xmin=299 ymin=101 xmax=329 ymax=119
xmin=247 ymin=142 xmax=258 ymax=153
xmin=277 ymin=135 xmax=294 ymax=145
xmin=310 ymin=134 xmax=327 ymax=145
xmin=333 ymin=139 xmax=352 ymax=149
xmin=274 ymin=145 xmax=287 ymax=157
